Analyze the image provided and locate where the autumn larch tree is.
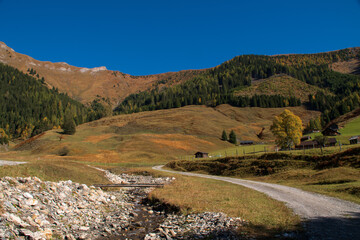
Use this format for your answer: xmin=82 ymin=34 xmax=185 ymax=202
xmin=270 ymin=109 xmax=303 ymax=149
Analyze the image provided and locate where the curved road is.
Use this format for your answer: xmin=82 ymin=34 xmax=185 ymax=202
xmin=153 ymin=165 xmax=360 ymax=239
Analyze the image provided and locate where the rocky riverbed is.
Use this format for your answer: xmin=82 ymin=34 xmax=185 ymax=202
xmin=0 ymin=169 xmax=245 ymax=239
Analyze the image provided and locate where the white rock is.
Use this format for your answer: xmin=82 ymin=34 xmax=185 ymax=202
xmin=58 ymin=192 xmax=67 ymax=200
xmin=79 ymin=226 xmax=90 ymax=231
xmin=78 ymin=233 xmax=89 ymax=239
xmin=23 ymin=192 xmax=33 ymax=199
xmin=24 ymin=198 xmax=38 ymax=206
xmin=20 ymin=228 xmax=34 ymax=237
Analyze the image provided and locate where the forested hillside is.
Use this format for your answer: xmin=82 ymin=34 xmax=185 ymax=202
xmin=0 ymin=63 xmax=107 ymax=140
xmin=115 ymin=48 xmax=360 ymax=126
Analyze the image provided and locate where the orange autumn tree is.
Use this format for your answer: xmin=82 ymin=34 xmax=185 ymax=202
xmin=270 ymin=109 xmax=303 ymax=149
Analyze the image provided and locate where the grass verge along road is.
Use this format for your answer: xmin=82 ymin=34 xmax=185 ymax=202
xmin=153 ymin=165 xmax=360 ymax=239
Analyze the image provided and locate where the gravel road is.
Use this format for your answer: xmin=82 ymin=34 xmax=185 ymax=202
xmin=153 ymin=165 xmax=360 ymax=239
xmin=0 ymin=160 xmax=27 ymax=166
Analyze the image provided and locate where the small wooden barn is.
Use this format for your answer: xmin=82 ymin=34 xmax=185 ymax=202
xmin=349 ymin=136 xmax=360 ymax=145
xmin=295 ymin=140 xmax=318 ymax=149
xmin=327 ymin=138 xmax=337 ymax=147
xmin=194 ymin=152 xmax=209 ymax=158
xmin=322 ymin=124 xmax=341 ymax=136
xmin=240 ymin=141 xmax=254 ymax=145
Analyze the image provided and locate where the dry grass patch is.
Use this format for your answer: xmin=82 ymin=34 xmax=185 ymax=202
xmin=71 ymin=150 xmax=122 ymax=163
xmin=84 ymin=134 xmax=115 ymax=143
xmin=0 ymin=159 xmax=110 ymax=185
xmin=147 ymin=134 xmax=215 ymax=151
xmin=147 ymin=173 xmax=301 ymax=236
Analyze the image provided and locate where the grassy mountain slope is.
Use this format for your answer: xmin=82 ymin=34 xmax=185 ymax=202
xmin=234 ymin=74 xmax=332 ymax=102
xmin=9 ymin=105 xmax=320 ymax=165
xmin=0 ymin=42 xmax=203 ymax=104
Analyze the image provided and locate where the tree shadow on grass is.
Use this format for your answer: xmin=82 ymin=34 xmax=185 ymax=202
xmin=302 ymin=212 xmax=360 ymax=240
xmin=170 ymin=222 xmax=306 ymax=240
xmin=177 ymin=212 xmax=360 ymax=239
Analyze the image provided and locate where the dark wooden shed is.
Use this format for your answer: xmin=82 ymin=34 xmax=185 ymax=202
xmin=195 ymin=152 xmax=209 ymax=158
xmin=327 ymin=138 xmax=337 ymax=146
xmin=322 ymin=124 xmax=341 ymax=136
xmin=349 ymin=136 xmax=360 ymax=145
xmin=295 ymin=140 xmax=318 ymax=149
xmin=240 ymin=141 xmax=254 ymax=145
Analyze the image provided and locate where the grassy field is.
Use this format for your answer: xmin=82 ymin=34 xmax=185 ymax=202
xmin=110 ymin=167 xmax=302 ymax=238
xmin=4 ymin=104 xmax=320 ymax=166
xmin=339 ymin=115 xmax=360 ymax=137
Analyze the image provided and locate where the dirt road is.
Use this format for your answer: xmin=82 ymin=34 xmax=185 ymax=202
xmin=153 ymin=165 xmax=360 ymax=239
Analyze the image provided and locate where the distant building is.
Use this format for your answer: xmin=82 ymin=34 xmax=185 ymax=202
xmin=349 ymin=136 xmax=360 ymax=145
xmin=327 ymin=138 xmax=337 ymax=147
xmin=322 ymin=124 xmax=341 ymax=136
xmin=295 ymin=140 xmax=318 ymax=149
xmin=194 ymin=152 xmax=209 ymax=158
xmin=240 ymin=141 xmax=254 ymax=145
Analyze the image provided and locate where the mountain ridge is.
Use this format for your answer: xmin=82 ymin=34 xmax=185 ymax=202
xmin=1 ymin=41 xmax=359 ymax=106
xmin=0 ymin=41 xmax=204 ymax=105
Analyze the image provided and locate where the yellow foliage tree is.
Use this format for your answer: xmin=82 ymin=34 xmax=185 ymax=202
xmin=270 ymin=109 xmax=303 ymax=149
xmin=0 ymin=128 xmax=10 ymax=145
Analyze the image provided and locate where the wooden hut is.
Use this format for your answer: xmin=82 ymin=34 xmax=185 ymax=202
xmin=327 ymin=138 xmax=337 ymax=147
xmin=349 ymin=136 xmax=360 ymax=145
xmin=240 ymin=141 xmax=254 ymax=145
xmin=195 ymin=152 xmax=209 ymax=158
xmin=295 ymin=140 xmax=318 ymax=149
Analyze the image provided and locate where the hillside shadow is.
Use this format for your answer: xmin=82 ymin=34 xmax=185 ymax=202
xmin=303 ymin=212 xmax=360 ymax=240
xmin=179 ymin=212 xmax=360 ymax=240
xmin=183 ymin=224 xmax=306 ymax=240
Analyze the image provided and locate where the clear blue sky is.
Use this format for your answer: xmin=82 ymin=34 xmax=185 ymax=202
xmin=0 ymin=0 xmax=359 ymax=75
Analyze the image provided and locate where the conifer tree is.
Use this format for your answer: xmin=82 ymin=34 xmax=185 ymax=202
xmin=221 ymin=130 xmax=228 ymax=141
xmin=62 ymin=111 xmax=76 ymax=135
xmin=229 ymin=130 xmax=237 ymax=144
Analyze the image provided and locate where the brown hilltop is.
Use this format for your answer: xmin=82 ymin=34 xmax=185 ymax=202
xmin=0 ymin=42 xmax=204 ymax=105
